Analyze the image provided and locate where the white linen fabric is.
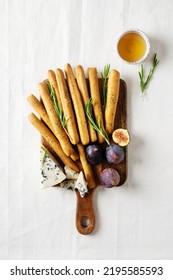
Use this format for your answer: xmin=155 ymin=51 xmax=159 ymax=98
xmin=0 ymin=0 xmax=173 ymax=260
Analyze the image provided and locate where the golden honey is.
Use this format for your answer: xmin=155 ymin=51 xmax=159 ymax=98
xmin=117 ymin=32 xmax=147 ymax=63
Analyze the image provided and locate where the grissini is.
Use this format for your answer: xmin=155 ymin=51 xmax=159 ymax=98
xmin=38 ymin=82 xmax=78 ymax=158
xmin=47 ymin=70 xmax=62 ymax=109
xmin=75 ymin=65 xmax=97 ymax=143
xmin=27 ymin=94 xmax=78 ymax=161
xmin=56 ymin=68 xmax=79 ymax=145
xmin=105 ymin=70 xmax=120 ymax=134
xmin=27 ymin=94 xmax=54 ymax=132
xmin=77 ymin=144 xmax=96 ymax=189
xmin=28 ymin=113 xmax=79 ymax=172
xmin=64 ymin=64 xmax=90 ymax=145
xmin=88 ymin=67 xmax=105 ymax=143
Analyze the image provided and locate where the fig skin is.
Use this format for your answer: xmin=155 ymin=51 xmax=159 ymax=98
xmin=106 ymin=144 xmax=124 ymax=164
xmin=100 ymin=168 xmax=120 ymax=188
xmin=112 ymin=128 xmax=130 ymax=147
xmin=86 ymin=144 xmax=105 ymax=165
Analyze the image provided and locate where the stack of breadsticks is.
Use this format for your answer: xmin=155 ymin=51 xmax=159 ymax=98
xmin=27 ymin=64 xmax=120 ymax=189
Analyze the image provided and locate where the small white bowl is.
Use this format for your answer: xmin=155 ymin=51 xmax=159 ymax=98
xmin=117 ymin=29 xmax=150 ymax=65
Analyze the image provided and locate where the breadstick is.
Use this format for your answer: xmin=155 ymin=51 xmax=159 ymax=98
xmin=38 ymin=82 xmax=77 ymax=158
xmin=105 ymin=70 xmax=120 ymax=134
xmin=27 ymin=94 xmax=54 ymax=132
xmin=28 ymin=113 xmax=79 ymax=172
xmin=88 ymin=67 xmax=104 ymax=143
xmin=75 ymin=65 xmax=97 ymax=143
xmin=27 ymin=94 xmax=78 ymax=161
xmin=77 ymin=144 xmax=96 ymax=189
xmin=47 ymin=70 xmax=62 ymax=108
xmin=56 ymin=68 xmax=79 ymax=145
xmin=64 ymin=64 xmax=89 ymax=145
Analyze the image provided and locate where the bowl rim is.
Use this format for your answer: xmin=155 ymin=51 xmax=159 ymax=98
xmin=117 ymin=29 xmax=150 ymax=65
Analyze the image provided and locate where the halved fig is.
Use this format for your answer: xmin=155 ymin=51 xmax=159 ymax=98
xmin=112 ymin=128 xmax=130 ymax=147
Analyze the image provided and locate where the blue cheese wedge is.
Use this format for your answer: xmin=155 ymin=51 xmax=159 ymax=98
xmin=75 ymin=171 xmax=88 ymax=197
xmin=64 ymin=166 xmax=79 ymax=179
xmin=40 ymin=147 xmax=66 ymax=188
xmin=60 ymin=179 xmax=76 ymax=190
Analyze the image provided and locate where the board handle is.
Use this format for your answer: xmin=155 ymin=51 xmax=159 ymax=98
xmin=75 ymin=190 xmax=95 ymax=235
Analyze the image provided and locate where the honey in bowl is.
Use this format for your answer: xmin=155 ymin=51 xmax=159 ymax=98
xmin=117 ymin=30 xmax=150 ymax=63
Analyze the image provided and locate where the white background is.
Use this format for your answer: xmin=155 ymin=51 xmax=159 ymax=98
xmin=0 ymin=0 xmax=173 ymax=260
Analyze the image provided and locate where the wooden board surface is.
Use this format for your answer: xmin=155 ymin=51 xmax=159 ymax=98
xmin=41 ymin=78 xmax=127 ymax=235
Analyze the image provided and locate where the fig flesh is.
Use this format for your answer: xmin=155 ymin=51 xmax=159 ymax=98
xmin=100 ymin=168 xmax=120 ymax=188
xmin=112 ymin=128 xmax=130 ymax=147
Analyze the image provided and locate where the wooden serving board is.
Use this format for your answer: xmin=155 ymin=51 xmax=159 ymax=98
xmin=75 ymin=79 xmax=127 ymax=234
xmin=42 ymin=79 xmax=127 ymax=235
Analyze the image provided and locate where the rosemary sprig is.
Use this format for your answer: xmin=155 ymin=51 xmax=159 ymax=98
xmin=42 ymin=149 xmax=48 ymax=166
xmin=46 ymin=81 xmax=69 ymax=136
xmin=101 ymin=64 xmax=110 ymax=109
xmin=85 ymin=98 xmax=110 ymax=145
xmin=138 ymin=53 xmax=159 ymax=96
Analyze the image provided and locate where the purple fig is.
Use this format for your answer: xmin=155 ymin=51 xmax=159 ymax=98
xmin=106 ymin=144 xmax=124 ymax=164
xmin=100 ymin=168 xmax=120 ymax=188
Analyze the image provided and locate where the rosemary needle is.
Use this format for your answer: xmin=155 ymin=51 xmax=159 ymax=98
xmin=101 ymin=64 xmax=110 ymax=109
xmin=138 ymin=53 xmax=159 ymax=96
xmin=42 ymin=149 xmax=48 ymax=166
xmin=85 ymin=98 xmax=110 ymax=145
xmin=46 ymin=81 xmax=69 ymax=136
